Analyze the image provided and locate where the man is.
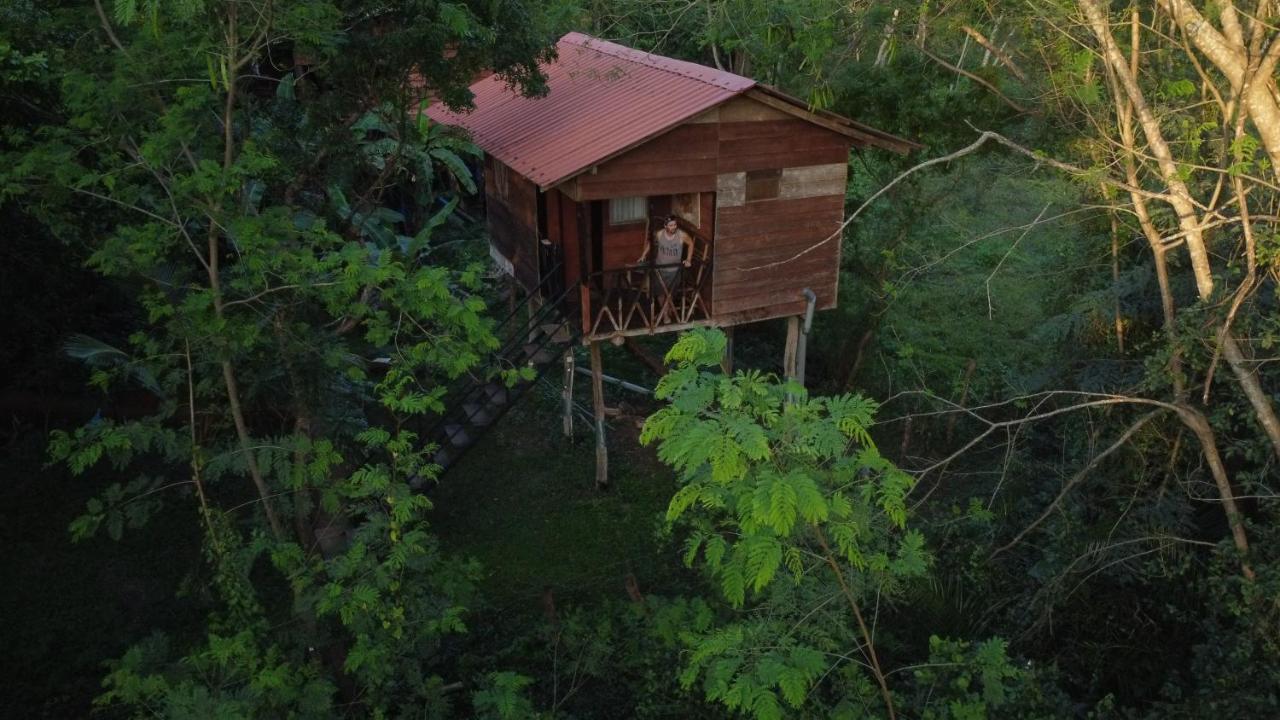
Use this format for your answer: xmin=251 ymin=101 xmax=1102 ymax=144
xmin=636 ymin=215 xmax=694 ymax=287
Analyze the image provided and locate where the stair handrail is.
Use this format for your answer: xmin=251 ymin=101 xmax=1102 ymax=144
xmin=429 ymin=259 xmax=568 ymax=411
xmin=420 ymin=278 xmax=582 ymax=445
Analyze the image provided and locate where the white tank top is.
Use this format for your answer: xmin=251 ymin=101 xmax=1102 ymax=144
xmin=655 ymin=230 xmax=683 ymax=265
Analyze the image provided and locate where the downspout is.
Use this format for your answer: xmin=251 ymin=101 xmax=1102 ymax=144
xmin=796 ymin=288 xmax=817 ymax=387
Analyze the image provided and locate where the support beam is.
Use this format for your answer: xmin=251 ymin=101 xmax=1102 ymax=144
xmin=589 ymin=341 xmax=608 ymax=489
xmin=795 ymin=328 xmax=808 ymax=387
xmin=562 ymin=351 xmax=575 ymax=438
xmin=783 ymin=316 xmax=801 ymax=381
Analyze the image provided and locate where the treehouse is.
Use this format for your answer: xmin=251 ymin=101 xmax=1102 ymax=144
xmin=422 ymin=33 xmax=915 ymax=483
xmin=427 ymin=32 xmax=915 ymax=344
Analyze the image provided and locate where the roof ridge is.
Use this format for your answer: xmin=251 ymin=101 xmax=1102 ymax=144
xmin=560 ymin=32 xmax=754 ymax=93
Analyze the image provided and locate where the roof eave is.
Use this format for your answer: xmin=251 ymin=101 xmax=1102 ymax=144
xmin=747 ymin=86 xmax=921 ymax=155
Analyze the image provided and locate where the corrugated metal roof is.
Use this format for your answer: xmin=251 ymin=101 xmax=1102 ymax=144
xmin=426 ymin=32 xmax=755 ymax=189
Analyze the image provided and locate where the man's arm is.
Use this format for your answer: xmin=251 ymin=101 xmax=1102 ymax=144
xmin=636 ymin=235 xmax=651 ymax=264
xmin=682 ymin=233 xmax=694 ymax=266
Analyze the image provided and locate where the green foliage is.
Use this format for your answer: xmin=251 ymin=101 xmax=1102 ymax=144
xmin=13 ymin=0 xmax=561 ymax=715
xmin=646 ymin=328 xmax=930 ymax=717
xmin=472 ymin=672 xmax=541 ymax=720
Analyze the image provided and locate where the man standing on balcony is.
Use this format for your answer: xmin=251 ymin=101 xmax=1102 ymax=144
xmin=637 ymin=215 xmax=694 ymax=287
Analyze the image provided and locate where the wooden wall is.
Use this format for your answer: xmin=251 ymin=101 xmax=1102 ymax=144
xmin=602 ymin=218 xmax=648 ymax=270
xmin=568 ymin=123 xmax=719 ymax=200
xmin=485 ymin=156 xmax=539 ymax=290
xmin=709 ymin=97 xmax=849 ymax=319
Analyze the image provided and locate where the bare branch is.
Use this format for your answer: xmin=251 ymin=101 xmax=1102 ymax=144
xmin=918 ymin=45 xmax=1031 ymax=114
xmin=961 ymin=25 xmax=1028 ymax=80
xmin=990 ymin=411 xmax=1163 ymax=559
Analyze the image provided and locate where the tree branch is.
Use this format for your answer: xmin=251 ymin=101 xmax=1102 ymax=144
xmin=990 ymin=411 xmax=1162 ymax=559
xmin=918 ymin=45 xmax=1031 ymax=114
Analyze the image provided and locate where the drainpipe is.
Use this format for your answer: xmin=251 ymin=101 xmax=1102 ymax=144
xmin=796 ymin=288 xmax=817 ymax=388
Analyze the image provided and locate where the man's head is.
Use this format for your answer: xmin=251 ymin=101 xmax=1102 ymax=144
xmin=664 ymin=215 xmax=678 ymax=234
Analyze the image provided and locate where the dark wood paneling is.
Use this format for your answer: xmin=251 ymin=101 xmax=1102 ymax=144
xmin=717 ymin=118 xmax=849 ymax=175
xmin=584 ymin=157 xmax=719 ymax=179
xmin=715 ymin=260 xmax=837 ymax=302
xmin=557 ymin=191 xmax=582 ymax=288
xmin=712 ymin=186 xmax=845 ymax=317
xmin=715 ymin=223 xmax=843 ymax=244
xmin=718 ymin=146 xmax=850 ymax=174
xmin=602 ymin=220 xmax=647 ymax=270
xmin=718 ymin=194 xmax=845 ymax=218
xmin=485 ymin=157 xmax=539 ymax=290
xmin=700 ymin=192 xmax=716 ymax=239
xmin=576 ymin=124 xmax=720 ymax=200
xmin=576 ymin=176 xmax=717 ymax=200
xmin=611 ymin=123 xmax=719 ymax=159
xmin=716 ymin=293 xmax=836 ymax=324
xmin=546 ymin=189 xmax=561 ymax=242
xmin=718 ymin=119 xmax=824 ymax=141
xmin=719 ymin=133 xmax=849 ymax=156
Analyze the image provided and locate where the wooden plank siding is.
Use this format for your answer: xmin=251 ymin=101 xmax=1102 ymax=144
xmin=555 ymin=190 xmax=583 ymax=289
xmin=708 ymin=99 xmax=849 ymax=319
xmin=485 ymin=156 xmax=540 ymax=290
xmin=602 ymin=216 xmax=648 ymax=270
xmin=572 ymin=124 xmax=719 ymax=200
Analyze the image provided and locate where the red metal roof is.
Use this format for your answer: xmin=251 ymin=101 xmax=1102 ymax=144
xmin=426 ymin=32 xmax=756 ymax=189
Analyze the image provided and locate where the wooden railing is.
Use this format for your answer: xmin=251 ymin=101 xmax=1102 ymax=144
xmin=584 ymin=217 xmax=713 ymax=338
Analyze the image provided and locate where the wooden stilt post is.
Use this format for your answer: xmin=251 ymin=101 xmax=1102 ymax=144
xmin=783 ymin=316 xmax=801 ymax=381
xmin=721 ymin=326 xmax=735 ymax=374
xmin=795 ymin=324 xmax=809 ymax=388
xmin=562 ymin=350 xmax=575 ymax=439
xmin=589 ymin=341 xmax=608 ymax=489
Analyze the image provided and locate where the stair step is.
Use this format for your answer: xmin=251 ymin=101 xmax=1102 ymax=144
xmin=528 ymin=349 xmax=557 ymax=366
xmin=432 ymin=447 xmax=454 ymax=469
xmin=539 ymin=322 xmax=571 ymax=341
xmin=461 ymin=401 xmax=496 ymax=426
xmin=443 ymin=423 xmax=472 ymax=447
xmin=483 ymin=383 xmax=508 ymax=404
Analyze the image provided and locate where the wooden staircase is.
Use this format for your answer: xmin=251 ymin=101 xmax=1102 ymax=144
xmin=420 ymin=276 xmax=579 ymax=476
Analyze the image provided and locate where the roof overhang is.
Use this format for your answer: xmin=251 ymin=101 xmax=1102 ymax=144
xmin=426 ymin=32 xmax=920 ymax=191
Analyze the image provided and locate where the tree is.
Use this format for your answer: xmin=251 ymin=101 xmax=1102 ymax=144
xmin=641 ymin=329 xmax=1062 ymax=720
xmin=12 ymin=0 xmax=558 ymax=714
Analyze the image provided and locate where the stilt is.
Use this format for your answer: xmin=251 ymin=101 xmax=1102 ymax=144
xmin=562 ymin=350 xmax=575 ymax=439
xmin=795 ymin=322 xmax=809 ymax=388
xmin=721 ymin=326 xmax=735 ymax=374
xmin=783 ymin=315 xmax=801 ymax=381
xmin=590 ymin=341 xmax=608 ymax=488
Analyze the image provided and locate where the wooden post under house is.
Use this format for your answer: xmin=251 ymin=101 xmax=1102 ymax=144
xmin=589 ymin=341 xmax=608 ymax=488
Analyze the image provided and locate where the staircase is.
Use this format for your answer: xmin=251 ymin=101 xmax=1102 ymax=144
xmin=420 ymin=272 xmax=579 ymax=475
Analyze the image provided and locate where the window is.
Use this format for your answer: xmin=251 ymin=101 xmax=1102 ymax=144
xmin=744 ymin=168 xmax=781 ymax=202
xmin=609 ymin=196 xmax=647 ymax=225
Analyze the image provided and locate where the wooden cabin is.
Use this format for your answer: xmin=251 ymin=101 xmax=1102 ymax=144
xmin=427 ymin=32 xmax=915 ymax=345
